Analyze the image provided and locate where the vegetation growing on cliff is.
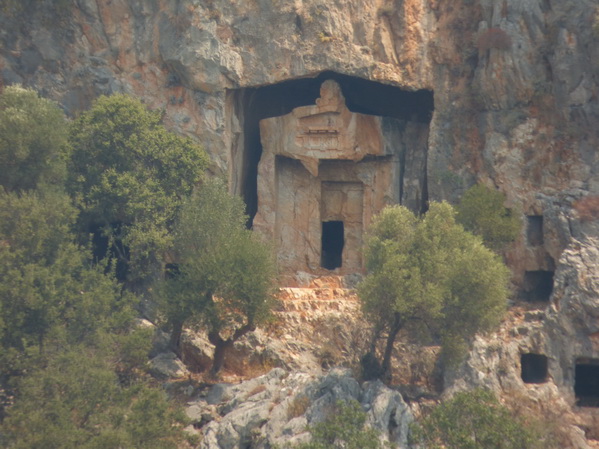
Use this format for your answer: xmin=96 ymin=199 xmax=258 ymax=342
xmin=0 ymin=88 xmax=194 ymax=447
xmin=0 ymin=86 xmax=68 ymax=192
xmin=412 ymin=389 xmax=541 ymax=449
xmin=359 ymin=202 xmax=509 ymax=380
xmin=456 ymin=183 xmax=521 ymax=251
xmin=154 ymin=178 xmax=276 ymax=375
xmin=67 ymin=94 xmax=208 ymax=285
xmin=292 ymin=400 xmax=386 ymax=449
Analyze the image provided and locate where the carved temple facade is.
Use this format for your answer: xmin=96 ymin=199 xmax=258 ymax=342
xmin=253 ymin=80 xmax=428 ymax=276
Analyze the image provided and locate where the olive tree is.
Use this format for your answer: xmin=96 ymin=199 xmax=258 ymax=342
xmin=456 ymin=183 xmax=521 ymax=251
xmin=0 ymin=85 xmax=68 ymax=192
xmin=358 ymin=202 xmax=509 ymax=380
xmin=66 ymin=94 xmax=208 ymax=284
xmin=155 ymin=179 xmax=276 ymax=375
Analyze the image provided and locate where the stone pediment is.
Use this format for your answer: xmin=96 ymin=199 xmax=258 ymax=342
xmin=259 ymin=80 xmax=387 ymax=177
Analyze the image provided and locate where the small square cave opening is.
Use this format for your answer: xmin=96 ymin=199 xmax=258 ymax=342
xmin=575 ymin=359 xmax=599 ymax=407
xmin=522 ymin=270 xmax=554 ymax=302
xmin=321 ymin=221 xmax=344 ymax=270
xmin=521 ymin=353 xmax=548 ymax=384
xmin=526 ymin=215 xmax=544 ymax=246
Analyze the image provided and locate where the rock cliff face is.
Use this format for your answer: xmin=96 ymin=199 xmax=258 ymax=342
xmin=3 ymin=0 xmax=599 ymax=446
xmin=183 ymin=368 xmax=412 ymax=449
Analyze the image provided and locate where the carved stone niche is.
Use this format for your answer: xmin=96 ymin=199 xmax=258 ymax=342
xmin=253 ymin=80 xmax=406 ymax=276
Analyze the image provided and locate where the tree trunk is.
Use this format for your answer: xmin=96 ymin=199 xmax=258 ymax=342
xmin=208 ymin=323 xmax=255 ymax=376
xmin=170 ymin=319 xmax=184 ymax=357
xmin=210 ymin=339 xmax=231 ymax=376
xmin=381 ymin=312 xmax=402 ymax=382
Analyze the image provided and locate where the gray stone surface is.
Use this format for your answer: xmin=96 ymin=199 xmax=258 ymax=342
xmin=189 ymin=368 xmax=412 ymax=449
xmin=148 ymin=351 xmax=190 ymax=379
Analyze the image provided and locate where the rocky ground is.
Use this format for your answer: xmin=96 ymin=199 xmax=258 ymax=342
xmin=147 ymin=269 xmax=598 ymax=448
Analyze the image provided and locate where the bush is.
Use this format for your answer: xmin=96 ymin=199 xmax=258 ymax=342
xmin=0 ymin=86 xmax=68 ymax=192
xmin=477 ymin=28 xmax=512 ymax=52
xmin=0 ymin=346 xmax=187 ymax=449
xmin=456 ymin=183 xmax=521 ymax=251
xmin=412 ymin=389 xmax=541 ymax=449
xmin=293 ymin=400 xmax=386 ymax=449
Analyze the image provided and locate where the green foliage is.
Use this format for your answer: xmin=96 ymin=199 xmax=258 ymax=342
xmin=0 ymin=86 xmax=68 ymax=192
xmin=293 ymin=400 xmax=387 ymax=449
xmin=411 ymin=389 xmax=540 ymax=449
xmin=155 ymin=179 xmax=276 ymax=373
xmin=456 ymin=183 xmax=521 ymax=251
xmin=359 ymin=202 xmax=509 ymax=374
xmin=0 ymin=190 xmax=184 ymax=448
xmin=66 ymin=94 xmax=208 ymax=283
xmin=0 ymin=345 xmax=186 ymax=449
xmin=0 ymin=90 xmax=191 ymax=446
xmin=0 ymin=190 xmax=135 ymax=378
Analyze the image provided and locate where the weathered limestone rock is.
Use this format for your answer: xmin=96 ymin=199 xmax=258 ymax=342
xmin=189 ymin=368 xmax=412 ymax=449
xmin=177 ymin=281 xmax=367 ymax=375
xmin=445 ymin=226 xmax=599 ymax=447
xmin=149 ymin=351 xmax=190 ymax=379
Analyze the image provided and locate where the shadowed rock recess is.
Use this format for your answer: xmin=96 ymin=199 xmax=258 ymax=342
xmin=3 ymin=0 xmax=599 ymax=447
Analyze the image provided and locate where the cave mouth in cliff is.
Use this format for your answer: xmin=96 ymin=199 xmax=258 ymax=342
xmin=230 ymin=71 xmax=434 ymax=225
xmin=522 ymin=270 xmax=554 ymax=302
xmin=321 ymin=221 xmax=344 ymax=270
xmin=521 ymin=353 xmax=548 ymax=384
xmin=575 ymin=359 xmax=599 ymax=407
xmin=526 ymin=215 xmax=544 ymax=246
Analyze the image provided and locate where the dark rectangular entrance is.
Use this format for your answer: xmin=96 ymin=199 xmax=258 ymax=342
xmin=321 ymin=221 xmax=344 ymax=270
xmin=522 ymin=270 xmax=554 ymax=302
xmin=575 ymin=358 xmax=599 ymax=407
xmin=521 ymin=353 xmax=548 ymax=384
xmin=526 ymin=215 xmax=544 ymax=246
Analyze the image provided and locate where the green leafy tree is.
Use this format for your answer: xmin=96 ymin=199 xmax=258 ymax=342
xmin=293 ymin=400 xmax=387 ymax=449
xmin=0 ymin=345 xmax=186 ymax=449
xmin=0 ymin=85 xmax=68 ymax=192
xmin=0 ymin=190 xmax=135 ymax=379
xmin=0 ymin=191 xmax=184 ymax=447
xmin=66 ymin=94 xmax=208 ymax=284
xmin=411 ymin=389 xmax=540 ymax=449
xmin=156 ymin=179 xmax=276 ymax=375
xmin=358 ymin=202 xmax=509 ymax=380
xmin=456 ymin=183 xmax=521 ymax=251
